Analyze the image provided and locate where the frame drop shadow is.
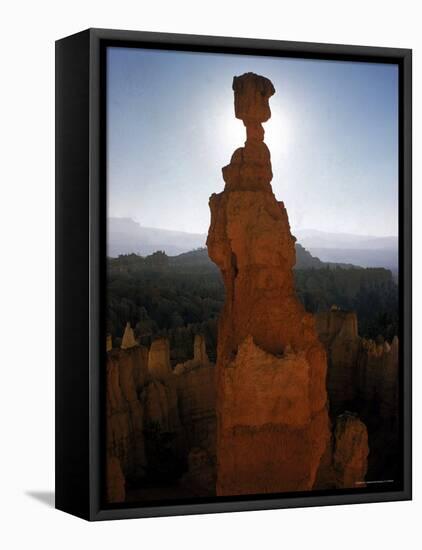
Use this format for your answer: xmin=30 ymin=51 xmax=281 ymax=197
xmin=26 ymin=491 xmax=55 ymax=508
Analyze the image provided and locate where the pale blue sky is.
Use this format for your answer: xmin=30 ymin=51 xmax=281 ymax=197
xmin=107 ymin=47 xmax=398 ymax=237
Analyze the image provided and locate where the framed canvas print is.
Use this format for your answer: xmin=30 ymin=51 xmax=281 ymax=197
xmin=55 ymin=28 xmax=412 ymax=521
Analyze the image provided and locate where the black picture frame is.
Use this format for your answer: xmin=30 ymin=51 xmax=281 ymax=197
xmin=55 ymin=28 xmax=412 ymax=521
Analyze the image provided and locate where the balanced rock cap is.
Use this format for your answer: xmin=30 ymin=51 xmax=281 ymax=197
xmin=233 ymin=72 xmax=276 ymax=125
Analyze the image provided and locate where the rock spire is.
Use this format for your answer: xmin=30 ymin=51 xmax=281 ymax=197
xmin=207 ymin=72 xmax=331 ymax=495
xmin=121 ymin=322 xmax=137 ymax=350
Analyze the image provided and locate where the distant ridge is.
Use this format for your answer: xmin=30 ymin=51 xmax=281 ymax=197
xmin=107 ymin=217 xmax=397 ymax=271
xmin=295 ymin=229 xmax=398 ymax=272
xmin=108 ymin=217 xmax=205 ymax=257
xmin=170 ymin=245 xmax=355 ymax=270
xmin=295 ymin=228 xmax=398 ymax=250
xmin=108 ymin=218 xmax=337 ymax=268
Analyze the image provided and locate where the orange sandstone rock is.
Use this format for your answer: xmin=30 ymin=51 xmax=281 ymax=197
xmin=121 ymin=322 xmax=137 ymax=349
xmin=316 ymin=308 xmax=398 ymax=482
xmin=207 ymin=73 xmax=330 ymax=495
xmin=106 ymin=346 xmax=147 ymax=486
xmin=180 ymin=447 xmax=216 ymax=496
xmin=174 ymin=355 xmax=216 ymax=457
xmin=193 ymin=334 xmax=210 ymax=368
xmin=106 ymin=333 xmax=113 ymax=352
xmin=143 ymin=337 xmax=182 ymax=433
xmin=333 ymin=413 xmax=369 ymax=489
xmin=316 ymin=310 xmax=360 ymax=415
xmin=233 ymin=72 xmax=275 ymax=125
xmin=147 ymin=338 xmax=172 ymax=381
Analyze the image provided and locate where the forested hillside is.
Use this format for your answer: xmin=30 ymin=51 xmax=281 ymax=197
xmin=107 ymin=249 xmax=398 ymax=365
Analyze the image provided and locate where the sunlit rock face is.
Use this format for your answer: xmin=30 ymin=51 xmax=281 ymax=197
xmin=207 ymin=73 xmax=331 ymax=495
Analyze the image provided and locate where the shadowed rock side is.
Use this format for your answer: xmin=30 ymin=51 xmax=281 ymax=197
xmin=106 ymin=330 xmax=216 ymax=502
xmin=106 ymin=344 xmax=148 ymax=487
xmin=174 ymin=335 xmax=217 ymax=493
xmin=174 ymin=335 xmax=216 ymax=455
xmin=106 ymin=456 xmax=126 ymax=503
xmin=316 ymin=309 xmax=361 ymax=416
xmin=333 ymin=413 xmax=369 ymax=489
xmin=206 ymin=73 xmax=331 ymax=495
xmin=315 ymin=309 xmax=399 ymax=482
xmin=107 ymin=306 xmax=402 ymax=498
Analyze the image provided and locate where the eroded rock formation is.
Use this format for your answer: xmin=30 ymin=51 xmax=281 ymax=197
xmin=174 ymin=334 xmax=211 ymax=374
xmin=314 ymin=411 xmax=369 ymax=490
xmin=147 ymin=338 xmax=172 ymax=382
xmin=333 ymin=413 xmax=369 ymax=489
xmin=358 ymin=335 xmax=399 ymax=423
xmin=207 ymin=72 xmax=331 ymax=495
xmin=107 ymin=328 xmax=216 ymax=501
xmin=121 ymin=322 xmax=138 ymax=349
xmin=316 ymin=309 xmax=360 ymax=416
xmin=316 ymin=308 xmax=399 ymax=482
xmin=174 ymin=335 xmax=216 ymax=457
xmin=316 ymin=309 xmax=399 ymax=421
xmin=180 ymin=447 xmax=215 ymax=496
xmin=140 ymin=337 xmax=183 ymax=439
xmin=106 ymin=346 xmax=147 ymax=491
xmin=142 ymin=337 xmax=183 ymax=465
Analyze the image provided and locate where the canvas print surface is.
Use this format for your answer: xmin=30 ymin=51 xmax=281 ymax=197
xmin=105 ymin=47 xmax=401 ymax=505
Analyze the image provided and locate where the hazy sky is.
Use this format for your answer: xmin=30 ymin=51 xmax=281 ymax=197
xmin=107 ymin=47 xmax=398 ymax=237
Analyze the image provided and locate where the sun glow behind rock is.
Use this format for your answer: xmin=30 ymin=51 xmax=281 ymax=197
xmin=222 ymin=108 xmax=245 ymax=152
xmin=265 ymin=104 xmax=291 ymax=157
xmin=222 ymin=102 xmax=291 ymax=159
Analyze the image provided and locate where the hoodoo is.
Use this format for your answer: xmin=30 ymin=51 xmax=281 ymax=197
xmin=207 ymin=73 xmax=331 ymax=495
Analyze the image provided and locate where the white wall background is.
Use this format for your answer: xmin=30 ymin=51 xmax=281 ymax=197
xmin=0 ymin=1 xmax=419 ymax=548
